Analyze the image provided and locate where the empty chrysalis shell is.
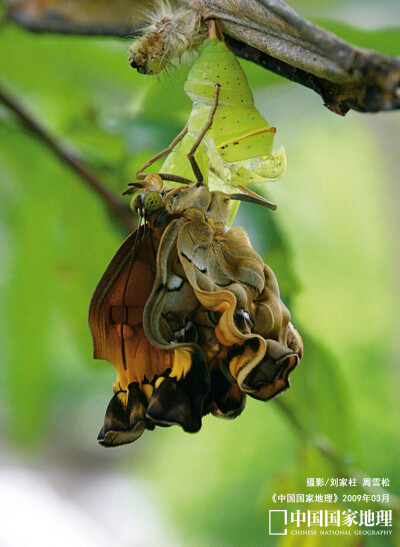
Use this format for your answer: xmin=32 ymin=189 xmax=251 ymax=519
xmin=129 ymin=16 xmax=286 ymax=223
xmin=159 ymin=30 xmax=286 ymax=223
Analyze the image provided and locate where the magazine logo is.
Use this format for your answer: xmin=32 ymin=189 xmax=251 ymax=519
xmin=268 ymin=510 xmax=392 ymax=537
xmin=269 ymin=510 xmax=288 ymax=535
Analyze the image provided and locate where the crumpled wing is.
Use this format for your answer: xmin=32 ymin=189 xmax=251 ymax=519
xmin=178 ymin=221 xmax=266 ymax=305
xmin=143 ymin=218 xmax=198 ymax=350
xmin=143 ymin=217 xmax=210 ymax=433
xmin=177 ymin=219 xmax=267 ymax=373
xmin=240 ymin=263 xmax=302 ymax=400
xmin=177 ymin=219 xmax=302 ymax=401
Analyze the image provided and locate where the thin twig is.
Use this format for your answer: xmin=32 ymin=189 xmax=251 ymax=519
xmin=2 ymin=0 xmax=142 ymax=37
xmin=0 ymin=83 xmax=135 ymax=231
xmin=276 ymin=399 xmax=400 ymax=512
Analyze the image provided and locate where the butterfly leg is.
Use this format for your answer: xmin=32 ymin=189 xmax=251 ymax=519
xmin=230 ymin=185 xmax=277 ymax=210
xmin=129 ymin=121 xmax=194 ymax=186
xmin=187 ymin=83 xmax=220 ymax=183
xmin=124 ymin=123 xmax=194 ymax=192
xmin=136 ymin=122 xmax=189 ymax=179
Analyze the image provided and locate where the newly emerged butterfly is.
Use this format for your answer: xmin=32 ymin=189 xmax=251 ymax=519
xmin=130 ymin=19 xmax=285 ymax=223
xmin=89 ymin=175 xmax=302 ymax=447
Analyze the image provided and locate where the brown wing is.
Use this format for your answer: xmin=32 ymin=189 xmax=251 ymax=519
xmin=89 ymin=226 xmax=174 ymax=387
xmin=89 ymin=222 xmax=210 ymax=443
xmin=89 ymin=227 xmax=177 ymax=446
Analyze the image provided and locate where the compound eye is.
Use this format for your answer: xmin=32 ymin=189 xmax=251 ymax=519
xmin=131 ymin=193 xmax=143 ymax=212
xmin=144 ymin=191 xmax=163 ymax=212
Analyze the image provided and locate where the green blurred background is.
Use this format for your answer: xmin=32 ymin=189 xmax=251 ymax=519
xmin=0 ymin=1 xmax=399 ymax=545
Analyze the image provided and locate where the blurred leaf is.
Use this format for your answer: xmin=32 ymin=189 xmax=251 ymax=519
xmin=0 ymin=100 xmax=128 ymax=446
xmin=67 ymin=118 xmax=126 ymax=167
xmin=0 ymin=15 xmax=398 ymax=547
xmin=236 ymin=201 xmax=302 ymax=303
xmin=0 ymin=26 xmax=142 ymax=132
xmin=1 ymin=135 xmax=57 ymax=445
xmin=280 ymin=333 xmax=355 ymax=455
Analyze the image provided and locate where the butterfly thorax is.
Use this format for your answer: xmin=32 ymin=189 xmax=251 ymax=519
xmin=155 ymin=184 xmax=231 ymax=231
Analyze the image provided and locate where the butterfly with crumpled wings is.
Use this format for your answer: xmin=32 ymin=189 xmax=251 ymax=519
xmin=89 ymin=97 xmax=302 ymax=447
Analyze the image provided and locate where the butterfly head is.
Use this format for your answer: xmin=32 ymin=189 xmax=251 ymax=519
xmin=132 ymin=190 xmax=163 ymax=215
xmin=126 ymin=174 xmax=165 ymax=218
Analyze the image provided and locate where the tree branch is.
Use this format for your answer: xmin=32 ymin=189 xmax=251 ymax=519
xmin=191 ymin=0 xmax=400 ymax=114
xmin=0 ymin=83 xmax=136 ymax=231
xmin=2 ymin=0 xmax=400 ymax=114
xmin=225 ymin=35 xmax=389 ymax=115
xmin=1 ymin=0 xmax=145 ymax=37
